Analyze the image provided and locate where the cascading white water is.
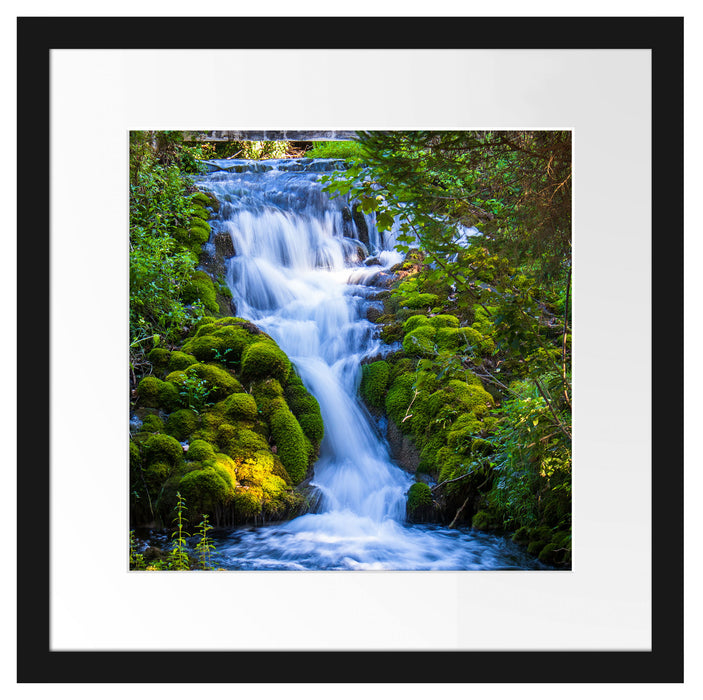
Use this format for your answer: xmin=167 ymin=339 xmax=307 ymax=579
xmin=193 ymin=158 xmax=546 ymax=570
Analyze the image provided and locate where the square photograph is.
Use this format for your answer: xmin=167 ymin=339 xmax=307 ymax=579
xmin=128 ymin=130 xmax=572 ymax=571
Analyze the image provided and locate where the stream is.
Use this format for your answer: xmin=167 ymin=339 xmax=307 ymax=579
xmin=190 ymin=157 xmax=548 ymax=571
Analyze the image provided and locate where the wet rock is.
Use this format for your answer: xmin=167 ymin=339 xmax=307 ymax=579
xmin=352 ymin=204 xmax=369 ymax=247
xmin=214 ymin=232 xmax=236 ymax=259
xmin=387 ymin=419 xmax=420 ymax=473
xmin=365 ymin=256 xmax=381 ymax=266
xmin=366 ymin=306 xmax=383 ymax=323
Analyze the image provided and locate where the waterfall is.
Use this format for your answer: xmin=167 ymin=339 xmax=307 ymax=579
xmin=193 ymin=158 xmax=545 ymax=571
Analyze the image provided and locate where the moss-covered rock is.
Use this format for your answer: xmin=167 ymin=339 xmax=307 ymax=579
xmin=165 ymin=408 xmax=200 ymax=441
xmin=385 ymin=372 xmax=416 ymax=426
xmin=137 ymin=376 xmax=162 ymax=408
xmin=269 ymin=399 xmax=310 ymax=484
xmin=183 ymin=271 xmax=218 ymax=313
xmin=140 ymin=414 xmax=165 ymax=433
xmin=168 ymin=351 xmax=197 ymax=371
xmin=221 ymin=392 xmax=259 ymax=422
xmin=186 ymin=439 xmax=216 ymax=462
xmin=359 ymin=360 xmax=390 ymax=412
xmin=147 ymin=348 xmax=171 ymax=372
xmin=143 ymin=433 xmax=184 ymax=467
xmin=241 ymin=341 xmax=291 ymax=384
xmin=402 ymin=325 xmax=436 ymax=357
xmin=406 ymin=482 xmax=433 ymax=522
xmin=471 ymin=509 xmax=499 ymax=530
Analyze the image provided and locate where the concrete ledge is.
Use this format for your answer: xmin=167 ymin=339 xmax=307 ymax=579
xmin=184 ymin=130 xmax=358 ymax=142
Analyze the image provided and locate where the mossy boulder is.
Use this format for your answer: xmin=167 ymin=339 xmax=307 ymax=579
xmin=241 ymin=341 xmax=292 ymax=384
xmin=269 ymin=399 xmax=310 ymax=484
xmin=140 ymin=414 xmax=165 ymax=433
xmin=284 ymin=379 xmax=323 ymax=446
xmin=183 ymin=271 xmax=218 ymax=313
xmin=137 ymin=377 xmax=180 ymax=412
xmin=406 ymin=482 xmax=433 ymax=522
xmin=359 ymin=360 xmax=390 ymax=412
xmin=385 ymin=372 xmax=416 ymax=426
xmin=165 ymin=408 xmax=200 ymax=441
xmin=186 ymin=439 xmax=216 ymax=462
xmin=221 ymin=392 xmax=259 ymax=422
xmin=168 ymin=351 xmax=197 ymax=371
xmin=143 ymin=433 xmax=184 ymax=467
xmin=471 ymin=509 xmax=499 ymax=531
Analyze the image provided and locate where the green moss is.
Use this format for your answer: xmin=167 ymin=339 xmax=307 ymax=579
xmin=428 ymin=314 xmax=460 ymax=329
xmin=512 ymin=526 xmax=531 ymax=545
xmin=181 ymin=334 xmax=226 ymax=362
xmin=130 ymin=441 xmax=142 ymax=468
xmin=538 ymin=543 xmax=559 ymax=565
xmin=167 ymin=363 xmax=242 ymax=403
xmin=186 ymin=439 xmax=216 ymax=462
xmin=359 ymin=360 xmax=390 ymax=411
xmin=471 ymin=509 xmax=498 ymax=530
xmin=402 ymin=325 xmax=436 ymax=357
xmin=140 ymin=414 xmax=165 ymax=433
xmin=158 ymin=381 xmax=181 ymax=412
xmin=269 ymin=400 xmax=309 ymax=484
xmin=221 ymin=427 xmax=270 ymax=460
xmin=165 ymin=408 xmax=200 ymax=441
xmin=137 ymin=377 xmax=162 ymax=408
xmin=435 ymin=327 xmax=467 ymax=352
xmin=222 ymin=392 xmax=259 ymax=422
xmin=527 ymin=540 xmax=547 ymax=556
xmin=137 ymin=377 xmax=180 ymax=411
xmin=168 ymin=351 xmax=197 ymax=371
xmin=403 ymin=315 xmax=430 ymax=333
xmin=297 ymin=413 xmax=324 ymax=445
xmin=232 ymin=486 xmax=264 ymax=518
xmin=385 ymin=372 xmax=416 ymax=426
xmin=191 ymin=205 xmax=211 ymax=221
xmin=190 ymin=191 xmax=212 ymax=208
xmin=143 ymin=433 xmax=184 ymax=467
xmin=143 ymin=461 xmax=173 ymax=492
xmin=406 ymin=483 xmax=433 ymax=520
xmin=241 ymin=341 xmax=292 ymax=384
xmin=404 ymin=292 xmax=439 ymax=310
xmin=178 ymin=465 xmax=235 ymax=513
xmin=183 ymin=271 xmax=218 ymax=313
xmin=147 ymin=348 xmax=171 ymax=371
xmin=379 ymin=321 xmax=404 ymax=344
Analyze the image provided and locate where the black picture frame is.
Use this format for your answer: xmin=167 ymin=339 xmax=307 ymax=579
xmin=17 ymin=16 xmax=683 ymax=684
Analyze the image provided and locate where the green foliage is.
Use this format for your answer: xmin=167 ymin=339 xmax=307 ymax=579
xmin=486 ymin=376 xmax=571 ymax=531
xmin=129 ymin=530 xmax=146 ymax=570
xmin=304 ymin=140 xmax=365 ymax=160
xmin=169 ymin=492 xmax=191 ymax=571
xmin=194 ymin=514 xmax=216 ymax=569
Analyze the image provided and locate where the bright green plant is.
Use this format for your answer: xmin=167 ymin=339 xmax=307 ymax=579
xmin=169 ymin=492 xmax=191 ymax=570
xmin=304 ymin=140 xmax=365 ymax=160
xmin=194 ymin=514 xmax=216 ymax=570
xmin=178 ymin=374 xmax=216 ymax=412
xmin=129 ymin=530 xmax=146 ymax=570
